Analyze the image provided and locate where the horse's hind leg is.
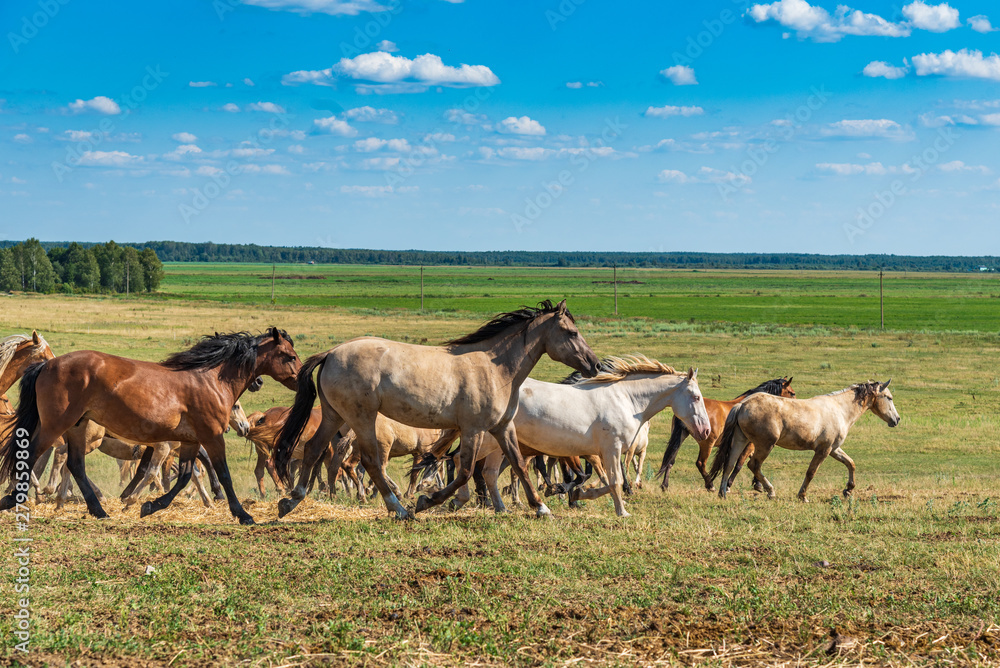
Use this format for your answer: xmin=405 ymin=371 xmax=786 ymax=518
xmin=718 ymin=428 xmax=750 ymax=500
xmin=141 ymin=442 xmax=198 ymax=519
xmin=121 ymin=446 xmax=154 ymax=500
xmin=746 ymin=447 xmax=775 ymax=499
xmin=279 ymin=409 xmax=345 ymax=519
xmin=797 ymin=448 xmax=830 ymax=503
xmin=42 ymin=445 xmax=68 ymax=496
xmin=200 ymin=435 xmax=254 ymax=524
xmin=695 ymin=438 xmax=715 ymax=491
xmin=197 ymin=447 xmax=225 ymax=501
xmin=828 ymin=446 xmax=856 ymax=498
xmin=482 ymin=450 xmax=507 ymax=513
xmin=354 ymin=426 xmax=412 ymax=519
xmin=485 ymin=421 xmax=550 ymax=517
xmin=416 ymin=430 xmax=485 ymax=516
xmin=63 ymin=436 xmax=108 ymax=518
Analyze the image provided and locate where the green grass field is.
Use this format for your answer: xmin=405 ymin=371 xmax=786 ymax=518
xmin=1 ymin=266 xmax=999 ymax=667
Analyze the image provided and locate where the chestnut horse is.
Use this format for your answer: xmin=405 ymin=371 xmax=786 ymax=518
xmin=0 ymin=331 xmax=55 ymax=398
xmin=657 ymin=377 xmax=795 ymax=491
xmin=709 ymin=380 xmax=900 ymax=501
xmin=275 ymin=300 xmax=600 ymax=520
xmin=0 ymin=328 xmax=300 ymax=524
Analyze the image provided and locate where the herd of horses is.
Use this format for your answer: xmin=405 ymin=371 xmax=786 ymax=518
xmin=0 ymin=300 xmax=901 ymax=524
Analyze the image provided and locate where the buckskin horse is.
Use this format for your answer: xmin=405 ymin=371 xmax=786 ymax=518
xmin=275 ymin=300 xmax=600 ymax=520
xmin=657 ymin=376 xmax=796 ymax=491
xmin=709 ymin=380 xmax=900 ymax=501
xmin=0 ymin=328 xmax=300 ymax=524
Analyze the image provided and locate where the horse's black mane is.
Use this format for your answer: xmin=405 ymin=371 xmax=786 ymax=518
xmin=161 ymin=328 xmax=291 ymax=379
xmin=446 ymin=300 xmax=567 ymax=346
xmin=559 ymin=357 xmax=615 ymax=385
xmin=733 ymin=377 xmax=788 ymax=400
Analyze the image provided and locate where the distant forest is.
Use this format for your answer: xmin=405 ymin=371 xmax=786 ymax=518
xmin=1 ymin=240 xmax=997 ymax=273
xmin=0 ymin=239 xmax=163 ymax=294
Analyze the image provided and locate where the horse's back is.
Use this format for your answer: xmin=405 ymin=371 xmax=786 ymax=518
xmin=739 ymin=393 xmax=837 ymax=449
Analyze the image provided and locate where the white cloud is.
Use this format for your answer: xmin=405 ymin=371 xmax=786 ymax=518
xmin=495 ymin=147 xmax=553 ymax=161
xmin=231 ymin=147 xmax=275 ymax=158
xmin=314 ymin=116 xmax=358 ymax=136
xmin=222 ymin=103 xmax=241 ymax=112
xmin=247 ymin=101 xmax=286 ymax=113
xmin=288 ymin=144 xmax=305 ymax=154
xmin=566 ymin=81 xmax=602 ymax=88
xmin=496 ymin=116 xmax=546 ymax=136
xmin=77 ymin=150 xmax=143 ymax=167
xmin=333 ymin=52 xmax=500 ymax=88
xmin=343 ymin=106 xmax=399 ymax=123
xmin=63 ymin=130 xmax=95 ymax=141
xmin=244 ymin=78 xmax=256 ymax=86
xmin=902 ymin=2 xmax=960 ymax=33
xmin=283 ymin=68 xmax=335 ymax=87
xmin=189 ymin=81 xmax=217 ymax=88
xmin=424 ymin=132 xmax=456 ymax=143
xmin=68 ymin=96 xmax=121 ymax=115
xmin=822 ymin=119 xmax=911 ymax=139
xmin=863 ymin=60 xmax=909 ymax=79
xmin=172 ymin=132 xmax=198 ymax=143
xmin=747 ymin=0 xmax=911 ymax=42
xmin=376 ymin=40 xmax=398 ymax=52
xmin=341 ymin=184 xmax=396 ymax=196
xmin=566 ymin=82 xmax=583 ymax=89
xmin=968 ymin=15 xmax=997 ymax=33
xmin=353 ymin=137 xmax=411 ymax=152
xmin=644 ymin=105 xmax=704 ymax=118
xmin=657 ymin=169 xmax=689 ymax=183
xmin=660 ymin=65 xmax=697 ymax=85
xmin=919 ymin=112 xmax=980 ymax=127
xmin=163 ymin=144 xmax=202 ymax=160
xmin=358 ymin=156 xmax=401 ymax=170
xmin=12 ymin=133 xmax=31 ymax=144
xmin=11 ymin=177 xmax=26 ymax=184
xmin=241 ymin=164 xmax=290 ymax=175
xmin=487 ymin=145 xmax=626 ymax=162
xmin=196 ymin=165 xmax=223 ymax=176
xmin=980 ymin=113 xmax=1000 ymax=125
xmin=240 ymin=0 xmax=387 ymax=16
xmin=912 ymin=49 xmax=1000 ymax=81
xmin=938 ymin=160 xmax=990 ymax=174
xmin=816 ymin=161 xmax=889 ymax=175
xmin=446 ymin=108 xmax=488 ymax=125
xmin=658 ymin=167 xmax=751 ymax=186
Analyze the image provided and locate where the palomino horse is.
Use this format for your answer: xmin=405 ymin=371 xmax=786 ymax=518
xmin=275 ymin=300 xmax=600 ymax=520
xmin=0 ymin=331 xmax=54 ymax=398
xmin=0 ymin=328 xmax=300 ymax=524
xmin=657 ymin=377 xmax=796 ymax=491
xmin=472 ymin=356 xmax=711 ymax=516
xmin=709 ymin=380 xmax=900 ymax=501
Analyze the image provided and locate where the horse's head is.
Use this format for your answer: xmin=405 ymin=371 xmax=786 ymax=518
xmin=674 ymin=368 xmax=712 ymax=441
xmin=780 ymin=376 xmax=796 ymax=398
xmin=868 ymin=379 xmax=900 ymax=427
xmin=539 ymin=300 xmax=600 ymax=377
xmin=13 ymin=331 xmax=55 ymax=377
xmin=229 ymin=400 xmax=251 ymax=438
xmin=256 ymin=327 xmax=301 ymax=391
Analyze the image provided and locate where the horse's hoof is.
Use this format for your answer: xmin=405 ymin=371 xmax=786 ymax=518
xmin=139 ymin=501 xmax=156 ymax=518
xmin=0 ymin=494 xmax=15 ymax=511
xmin=95 ymin=512 xmax=111 ymax=520
xmin=617 ymin=510 xmax=632 ymax=518
xmin=415 ymin=495 xmax=431 ymax=513
xmin=568 ymin=487 xmax=581 ymax=506
xmin=277 ymin=498 xmax=296 ymax=518
xmin=213 ymin=494 xmax=226 ymax=502
xmin=394 ymin=509 xmax=414 ymax=521
xmin=239 ymin=515 xmax=256 ymax=526
xmin=535 ymin=503 xmax=552 ymax=519
xmin=798 ymin=496 xmax=809 ymax=503
xmin=843 ymin=489 xmax=853 ymax=498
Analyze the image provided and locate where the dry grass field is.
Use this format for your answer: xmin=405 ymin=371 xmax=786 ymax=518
xmin=1 ymin=292 xmax=998 ymax=667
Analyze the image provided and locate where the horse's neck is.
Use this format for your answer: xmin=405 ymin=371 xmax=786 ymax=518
xmin=826 ymin=391 xmax=869 ymax=427
xmin=461 ymin=321 xmax=546 ymax=389
xmin=0 ymin=348 xmax=30 ymax=395
xmin=618 ymin=375 xmax=686 ymax=422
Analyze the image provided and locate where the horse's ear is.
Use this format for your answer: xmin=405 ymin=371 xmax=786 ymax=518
xmin=881 ymin=378 xmax=892 ymax=391
xmin=556 ymin=299 xmax=567 ymax=314
xmin=31 ymin=330 xmax=41 ymax=345
xmin=688 ymin=367 xmax=697 ymax=379
xmin=785 ymin=376 xmax=793 ymax=385
xmin=271 ymin=327 xmax=281 ymax=341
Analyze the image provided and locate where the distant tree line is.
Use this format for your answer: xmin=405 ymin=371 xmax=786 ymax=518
xmin=1 ymin=239 xmax=998 ymax=273
xmin=0 ymin=240 xmax=164 ymax=294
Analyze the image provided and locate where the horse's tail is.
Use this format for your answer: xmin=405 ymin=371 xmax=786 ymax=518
xmin=656 ymin=416 xmax=690 ymax=483
xmin=708 ymin=404 xmax=744 ymax=483
xmin=0 ymin=361 xmax=45 ymax=486
xmin=275 ymin=351 xmax=328 ymax=486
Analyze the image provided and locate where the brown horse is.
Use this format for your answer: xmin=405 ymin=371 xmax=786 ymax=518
xmin=245 ymin=406 xmax=327 ymax=498
xmin=0 ymin=328 xmax=300 ymax=524
xmin=0 ymin=331 xmax=55 ymax=397
xmin=657 ymin=377 xmax=795 ymax=491
xmin=709 ymin=380 xmax=900 ymax=501
xmin=275 ymin=300 xmax=600 ymax=520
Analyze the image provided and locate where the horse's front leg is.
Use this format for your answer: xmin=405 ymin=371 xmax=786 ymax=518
xmin=482 ymin=449 xmax=507 ymax=513
xmin=828 ymin=446 xmax=856 ymax=498
xmin=278 ymin=414 xmax=345 ymax=519
xmin=488 ymin=422 xmax=550 ymax=518
xmin=200 ymin=435 xmax=254 ymax=524
xmin=797 ymin=448 xmax=829 ymax=503
xmin=140 ymin=442 xmax=198 ymax=519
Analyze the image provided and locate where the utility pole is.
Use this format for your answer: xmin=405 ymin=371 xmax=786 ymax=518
xmin=126 ymin=261 xmax=130 ymax=296
xmin=271 ymin=264 xmax=276 ymax=304
xmin=879 ymin=269 xmax=884 ymax=330
xmin=613 ymin=264 xmax=618 ymax=316
xmin=420 ymin=266 xmax=424 ymax=311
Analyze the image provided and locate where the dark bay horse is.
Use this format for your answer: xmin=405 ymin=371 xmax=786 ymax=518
xmin=0 ymin=328 xmax=300 ymax=524
xmin=657 ymin=377 xmax=796 ymax=491
xmin=275 ymin=299 xmax=600 ymax=520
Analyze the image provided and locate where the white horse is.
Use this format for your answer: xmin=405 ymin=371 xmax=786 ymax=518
xmin=469 ymin=356 xmax=711 ymax=517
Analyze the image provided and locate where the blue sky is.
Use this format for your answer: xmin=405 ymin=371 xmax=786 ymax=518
xmin=1 ymin=0 xmax=999 ymax=254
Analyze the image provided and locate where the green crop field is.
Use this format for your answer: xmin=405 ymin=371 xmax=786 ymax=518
xmin=158 ymin=262 xmax=1000 ymax=332
xmin=1 ymin=267 xmax=998 ymax=667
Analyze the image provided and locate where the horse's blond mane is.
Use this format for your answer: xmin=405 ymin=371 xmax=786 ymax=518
xmin=0 ymin=334 xmax=47 ymax=379
xmin=823 ymin=381 xmax=881 ymax=404
xmin=573 ymin=354 xmax=678 ymax=385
